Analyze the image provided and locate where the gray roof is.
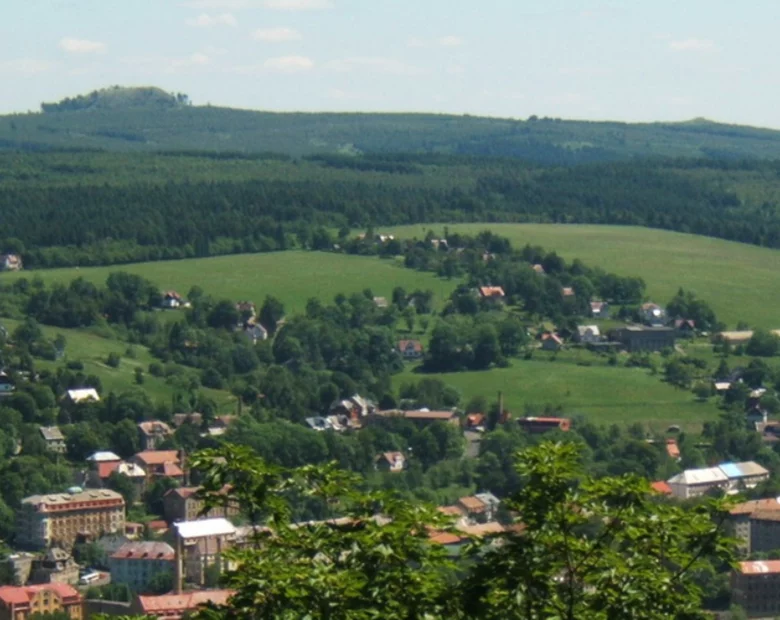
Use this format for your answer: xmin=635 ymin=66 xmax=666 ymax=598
xmin=39 ymin=426 xmax=64 ymax=442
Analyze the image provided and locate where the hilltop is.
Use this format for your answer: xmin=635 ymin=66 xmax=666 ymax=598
xmin=4 ymin=86 xmax=780 ymax=162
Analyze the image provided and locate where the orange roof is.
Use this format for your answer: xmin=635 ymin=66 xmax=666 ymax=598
xmin=466 ymin=413 xmax=485 ymax=426
xmin=541 ymin=333 xmax=564 ymax=345
xmin=147 ymin=520 xmax=169 ymax=531
xmin=650 ymin=481 xmax=672 ymax=495
xmin=0 ymin=587 xmax=30 ymax=605
xmin=402 ymin=410 xmax=457 ymax=421
xmin=730 ymin=498 xmax=780 ymax=516
xmin=738 ymin=560 xmax=780 ymax=575
xmin=457 ymin=522 xmax=506 ymax=537
xmin=397 ymin=339 xmax=423 ymax=352
xmin=134 ymin=450 xmax=180 ymax=466
xmin=561 ymin=287 xmax=575 ymax=297
xmin=0 ymin=584 xmax=81 ymax=606
xmin=458 ymin=496 xmax=486 ymax=512
xmin=161 ymin=462 xmax=184 ymax=477
xmin=479 ymin=286 xmax=505 ymax=298
xmin=97 ymin=461 xmax=121 ymax=479
xmin=138 ymin=590 xmax=234 ymax=616
xmin=165 ymin=486 xmax=198 ymax=499
xmin=665 ymin=439 xmax=681 ymax=459
xmin=111 ymin=541 xmax=175 ymax=561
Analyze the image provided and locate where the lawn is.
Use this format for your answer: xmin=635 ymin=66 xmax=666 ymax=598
xmin=395 ymin=359 xmax=721 ymax=431
xmin=386 ymin=223 xmax=780 ymax=329
xmin=0 ymin=251 xmax=458 ymax=315
xmin=1 ymin=319 xmax=236 ymax=412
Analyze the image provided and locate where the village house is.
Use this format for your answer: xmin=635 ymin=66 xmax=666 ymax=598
xmin=532 ymin=263 xmax=545 ymax=275
xmin=161 ymin=291 xmax=186 ymax=309
xmin=456 ymin=492 xmax=501 ymax=523
xmin=674 ymin=319 xmax=696 ymax=337
xmin=372 ymin=296 xmax=389 ymax=308
xmin=650 ymin=481 xmax=673 ymax=496
xmin=478 ymin=286 xmax=506 ymax=302
xmin=465 ymin=413 xmax=485 ymax=430
xmin=731 ymin=561 xmax=780 ymax=618
xmin=375 ymin=452 xmax=406 ymax=473
xmin=610 ymin=325 xmax=676 ymax=353
xmin=665 ymin=438 xmax=681 ymax=461
xmin=640 ymin=302 xmax=666 ymax=326
xmin=243 ymin=322 xmax=268 ymax=345
xmin=397 ymin=339 xmax=424 ymax=360
xmin=163 ymin=486 xmax=241 ymax=525
xmin=540 ymin=332 xmax=564 ymax=351
xmin=575 ymin=325 xmax=601 ymax=344
xmin=28 ymin=548 xmax=80 ymax=586
xmin=64 ymin=388 xmax=100 ymax=404
xmin=729 ymin=498 xmax=780 ymax=555
xmin=590 ymin=300 xmax=609 ymax=318
xmin=132 ymin=589 xmax=233 ymax=619
xmin=108 ymin=541 xmax=175 ymax=592
xmin=0 ymin=254 xmax=23 ymax=272
xmin=38 ymin=426 xmax=65 ymax=454
xmin=131 ymin=450 xmax=185 ymax=485
xmin=137 ymin=421 xmax=173 ymax=451
xmin=517 ymin=416 xmax=571 ymax=434
xmin=235 ymin=301 xmax=256 ymax=321
xmin=561 ymin=287 xmax=575 ymax=298
xmin=0 ymin=584 xmax=82 ymax=620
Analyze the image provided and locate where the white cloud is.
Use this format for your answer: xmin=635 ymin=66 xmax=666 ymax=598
xmin=326 ymin=57 xmax=423 ymax=76
xmin=0 ymin=58 xmax=55 ymax=74
xmin=252 ymin=27 xmax=301 ymax=42
xmin=59 ymin=38 xmax=106 ymax=54
xmin=263 ymin=55 xmax=314 ymax=72
xmin=181 ymin=0 xmax=332 ymax=9
xmin=186 ymin=13 xmax=237 ymax=27
xmin=669 ymin=38 xmax=716 ymax=52
xmin=437 ymin=35 xmax=463 ymax=47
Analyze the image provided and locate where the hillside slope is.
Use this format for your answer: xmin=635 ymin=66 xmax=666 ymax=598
xmin=4 ymin=87 xmax=780 ymax=162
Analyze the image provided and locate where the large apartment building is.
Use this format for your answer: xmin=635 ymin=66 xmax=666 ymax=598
xmin=732 ymin=560 xmax=780 ymax=617
xmin=16 ymin=489 xmax=125 ymax=549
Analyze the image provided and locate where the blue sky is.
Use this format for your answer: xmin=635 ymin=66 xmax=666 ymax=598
xmin=1 ymin=0 xmax=777 ymax=126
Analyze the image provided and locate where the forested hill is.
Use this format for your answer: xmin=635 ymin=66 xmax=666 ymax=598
xmin=4 ymin=86 xmax=780 ymax=163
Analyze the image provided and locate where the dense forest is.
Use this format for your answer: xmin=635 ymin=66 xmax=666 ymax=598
xmin=2 ymin=151 xmax=780 ymax=267
xmin=4 ymin=86 xmax=780 ymax=162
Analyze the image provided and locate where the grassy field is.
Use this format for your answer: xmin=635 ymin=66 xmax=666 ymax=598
xmin=0 ymin=252 xmax=458 ymax=315
xmin=386 ymin=224 xmax=780 ymax=329
xmin=395 ymin=359 xmax=721 ymax=431
xmin=1 ymin=319 xmax=236 ymax=412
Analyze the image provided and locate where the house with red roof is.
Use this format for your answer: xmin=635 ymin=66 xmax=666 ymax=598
xmin=397 ymin=339 xmax=424 ymax=360
xmin=132 ymin=589 xmax=234 ymax=619
xmin=650 ymin=481 xmax=672 ymax=496
xmin=131 ymin=450 xmax=184 ymax=485
xmin=0 ymin=583 xmax=82 ymax=619
xmin=540 ymin=332 xmax=564 ymax=351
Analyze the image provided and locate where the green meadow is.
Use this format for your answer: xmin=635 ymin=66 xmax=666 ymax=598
xmin=395 ymin=357 xmax=721 ymax=431
xmin=0 ymin=251 xmax=458 ymax=315
xmin=387 ymin=223 xmax=780 ymax=329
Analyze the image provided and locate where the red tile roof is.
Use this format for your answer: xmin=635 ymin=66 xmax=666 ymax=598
xmin=466 ymin=413 xmax=485 ymax=427
xmin=137 ymin=590 xmax=234 ymax=616
xmin=428 ymin=531 xmax=464 ymax=545
xmin=437 ymin=505 xmax=464 ymax=517
xmin=0 ymin=583 xmax=81 ymax=606
xmin=161 ymin=462 xmax=184 ymax=477
xmin=650 ymin=481 xmax=672 ymax=495
xmin=478 ymin=286 xmax=505 ymax=298
xmin=730 ymin=498 xmax=780 ymax=516
xmin=165 ymin=486 xmax=198 ymax=499
xmin=97 ymin=460 xmax=121 ymax=479
xmin=458 ymin=496 xmax=486 ymax=512
xmin=397 ymin=339 xmax=423 ymax=353
xmin=134 ymin=450 xmax=180 ymax=466
xmin=111 ymin=541 xmax=175 ymax=561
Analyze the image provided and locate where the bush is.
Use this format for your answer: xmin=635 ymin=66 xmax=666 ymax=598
xmin=148 ymin=362 xmax=164 ymax=377
xmin=66 ymin=360 xmax=84 ymax=370
xmin=106 ymin=352 xmax=121 ymax=368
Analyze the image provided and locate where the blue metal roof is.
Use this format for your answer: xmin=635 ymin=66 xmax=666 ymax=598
xmin=719 ymin=462 xmax=742 ymax=478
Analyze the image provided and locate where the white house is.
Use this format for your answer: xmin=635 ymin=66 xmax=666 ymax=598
xmin=66 ymin=388 xmax=100 ymax=404
xmin=641 ymin=303 xmax=666 ymax=327
xmin=575 ymin=325 xmax=601 ymax=344
xmin=667 ymin=467 xmax=729 ymax=499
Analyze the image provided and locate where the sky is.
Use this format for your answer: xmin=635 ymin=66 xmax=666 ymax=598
xmin=1 ymin=0 xmax=778 ymax=127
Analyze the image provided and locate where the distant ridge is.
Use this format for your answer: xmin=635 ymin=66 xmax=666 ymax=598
xmin=3 ymin=85 xmax=780 ymax=163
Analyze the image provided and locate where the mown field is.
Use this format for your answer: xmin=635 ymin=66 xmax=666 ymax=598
xmin=395 ymin=357 xmax=720 ymax=431
xmin=1 ymin=318 xmax=237 ymax=412
xmin=0 ymin=252 xmax=458 ymax=315
xmin=387 ymin=223 xmax=780 ymax=329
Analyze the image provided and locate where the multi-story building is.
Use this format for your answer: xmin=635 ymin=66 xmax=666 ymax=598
xmin=610 ymin=325 xmax=676 ymax=353
xmin=107 ymin=542 xmax=175 ymax=592
xmin=137 ymin=421 xmax=173 ymax=451
xmin=0 ymin=583 xmax=82 ymax=619
xmin=729 ymin=498 xmax=780 ymax=555
xmin=163 ymin=486 xmax=240 ymax=524
xmin=16 ymin=489 xmax=125 ymax=549
xmin=132 ymin=590 xmax=233 ymax=619
xmin=667 ymin=461 xmax=769 ymax=500
xmin=732 ymin=560 xmax=780 ymax=618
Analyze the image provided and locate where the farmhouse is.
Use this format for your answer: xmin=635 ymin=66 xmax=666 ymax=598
xmin=38 ymin=427 xmax=65 ymax=454
xmin=397 ymin=339 xmax=424 ymax=360
xmin=0 ymin=253 xmax=23 ymax=272
xmin=540 ymin=332 xmax=564 ymax=351
xmin=590 ymin=300 xmax=609 ymax=318
xmin=575 ymin=325 xmax=601 ymax=344
xmin=65 ymin=388 xmax=100 ymax=404
xmin=161 ymin=291 xmax=186 ymax=309
xmin=640 ymin=302 xmax=666 ymax=326
xmin=674 ymin=319 xmax=696 ymax=337
xmin=610 ymin=325 xmax=675 ymax=353
xmin=375 ymin=452 xmax=406 ymax=473
xmin=478 ymin=286 xmax=505 ymax=301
